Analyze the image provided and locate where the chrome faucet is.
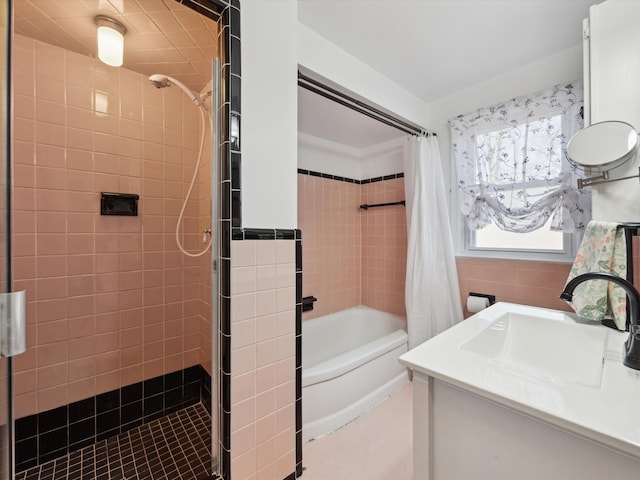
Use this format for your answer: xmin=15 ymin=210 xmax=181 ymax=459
xmin=560 ymin=272 xmax=640 ymax=370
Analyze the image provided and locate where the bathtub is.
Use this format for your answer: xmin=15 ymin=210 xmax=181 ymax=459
xmin=302 ymin=305 xmax=409 ymax=441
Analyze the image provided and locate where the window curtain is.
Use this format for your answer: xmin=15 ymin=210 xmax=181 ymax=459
xmin=404 ymin=135 xmax=463 ymax=348
xmin=449 ymin=81 xmax=590 ymax=233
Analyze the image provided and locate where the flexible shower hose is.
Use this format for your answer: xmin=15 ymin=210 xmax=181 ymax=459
xmin=176 ymin=105 xmax=213 ymax=257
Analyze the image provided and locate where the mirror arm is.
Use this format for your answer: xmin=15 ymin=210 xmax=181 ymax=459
xmin=578 ymin=170 xmax=609 ymax=188
xmin=577 ymin=167 xmax=640 ymax=188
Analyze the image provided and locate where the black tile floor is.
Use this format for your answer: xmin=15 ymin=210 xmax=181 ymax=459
xmin=16 ymin=403 xmax=213 ymax=480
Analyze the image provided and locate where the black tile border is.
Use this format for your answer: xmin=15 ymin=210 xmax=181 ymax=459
xmin=213 ymin=1 xmax=238 ymax=479
xmin=297 ymin=168 xmax=404 ymax=184
xmin=295 ymin=228 xmax=303 ymax=478
xmin=231 ymin=228 xmax=301 ymax=241
xmin=15 ymin=365 xmax=211 ymax=473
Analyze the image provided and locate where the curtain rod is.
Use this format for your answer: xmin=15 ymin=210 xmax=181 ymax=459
xmin=298 ymin=72 xmax=435 ymax=138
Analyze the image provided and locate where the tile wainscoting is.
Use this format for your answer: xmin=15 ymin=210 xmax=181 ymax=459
xmin=456 ymin=257 xmax=573 ymax=317
xmin=225 ymin=231 xmax=302 ymax=480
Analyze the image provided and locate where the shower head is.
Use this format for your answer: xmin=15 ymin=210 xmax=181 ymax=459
xmin=148 ymin=74 xmax=206 ymax=109
xmin=148 ymin=73 xmax=172 ymax=89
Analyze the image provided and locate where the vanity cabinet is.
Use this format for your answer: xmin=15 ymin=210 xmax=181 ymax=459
xmin=411 ymin=373 xmax=640 ymax=480
xmin=400 ymin=303 xmax=640 ymax=480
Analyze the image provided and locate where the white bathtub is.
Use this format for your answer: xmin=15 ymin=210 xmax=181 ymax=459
xmin=302 ymin=305 xmax=409 ymax=441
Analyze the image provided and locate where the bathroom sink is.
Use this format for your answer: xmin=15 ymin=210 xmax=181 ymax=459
xmin=400 ymin=303 xmax=640 ymax=463
xmin=460 ymin=311 xmax=609 ymax=387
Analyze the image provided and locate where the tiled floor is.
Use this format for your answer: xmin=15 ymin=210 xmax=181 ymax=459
xmin=302 ymin=382 xmax=413 ymax=480
xmin=16 ymin=403 xmax=213 ymax=480
xmin=16 ymin=385 xmax=411 ymax=480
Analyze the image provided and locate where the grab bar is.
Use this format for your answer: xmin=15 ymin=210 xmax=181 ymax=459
xmin=359 ymin=200 xmax=405 ymax=210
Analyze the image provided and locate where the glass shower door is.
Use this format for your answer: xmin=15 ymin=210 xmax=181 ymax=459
xmin=0 ymin=0 xmax=11 ymax=478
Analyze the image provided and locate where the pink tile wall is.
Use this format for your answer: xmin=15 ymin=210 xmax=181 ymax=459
xmin=361 ymin=178 xmax=407 ymax=317
xmin=230 ymin=240 xmax=297 ymax=480
xmin=12 ymin=35 xmax=212 ymax=418
xmin=456 ymin=257 xmax=573 ymax=317
xmin=297 ymin=174 xmax=361 ymax=319
xmin=297 ymin=174 xmax=407 ymax=320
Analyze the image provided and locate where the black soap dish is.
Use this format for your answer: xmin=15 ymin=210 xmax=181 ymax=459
xmin=101 ymin=192 xmax=139 ymax=216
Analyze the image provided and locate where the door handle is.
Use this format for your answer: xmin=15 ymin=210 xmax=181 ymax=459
xmin=0 ymin=290 xmax=26 ymax=357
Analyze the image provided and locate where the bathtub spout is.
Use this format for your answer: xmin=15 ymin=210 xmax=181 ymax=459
xmin=560 ymin=272 xmax=640 ymax=370
xmin=302 ymin=296 xmax=317 ymax=312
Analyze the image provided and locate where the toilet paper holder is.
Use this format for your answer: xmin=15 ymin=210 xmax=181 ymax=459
xmin=469 ymin=292 xmax=496 ymax=306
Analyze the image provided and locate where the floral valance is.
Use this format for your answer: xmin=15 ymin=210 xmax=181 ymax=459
xmin=449 ymin=81 xmax=590 ymax=233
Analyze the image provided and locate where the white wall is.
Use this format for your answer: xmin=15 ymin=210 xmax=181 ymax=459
xmin=298 ymin=133 xmax=362 ymax=179
xmin=297 ymin=23 xmax=430 ymax=135
xmin=360 ymin=139 xmax=404 ymax=179
xmin=241 ymin=5 xmax=585 ymax=230
xmin=427 ymin=45 xmax=583 ymax=174
xmin=298 ymin=20 xmax=582 ymax=222
xmin=241 ymin=0 xmax=298 ymax=228
xmin=588 ymin=0 xmax=640 ymax=221
xmin=426 ymin=46 xmax=584 ymax=253
xmin=241 ymin=12 xmax=427 ymax=228
xmin=298 ymin=134 xmax=404 ymax=181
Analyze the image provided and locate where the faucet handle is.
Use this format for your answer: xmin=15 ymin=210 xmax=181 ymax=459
xmin=559 ymin=291 xmax=573 ymax=302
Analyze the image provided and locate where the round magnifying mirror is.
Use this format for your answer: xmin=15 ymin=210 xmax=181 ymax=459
xmin=567 ymin=120 xmax=638 ymax=170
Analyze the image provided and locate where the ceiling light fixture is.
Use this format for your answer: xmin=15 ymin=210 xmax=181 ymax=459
xmin=94 ymin=15 xmax=126 ymax=67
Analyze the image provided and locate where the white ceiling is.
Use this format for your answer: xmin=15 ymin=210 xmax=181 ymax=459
xmin=297 ymin=0 xmax=598 ymax=103
xmin=298 ymin=86 xmax=406 ymax=149
xmin=297 ymin=0 xmax=599 ymax=149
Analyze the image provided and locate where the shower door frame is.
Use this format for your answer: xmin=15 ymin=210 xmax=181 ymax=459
xmin=178 ymin=1 xmax=234 ymax=478
xmin=210 ymin=55 xmax=221 ymax=477
xmin=0 ymin=0 xmax=13 ymax=478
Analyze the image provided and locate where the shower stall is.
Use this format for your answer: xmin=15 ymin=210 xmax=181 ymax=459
xmin=0 ymin=1 xmax=229 ymax=479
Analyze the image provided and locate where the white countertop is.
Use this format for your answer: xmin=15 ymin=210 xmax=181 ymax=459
xmin=399 ymin=302 xmax=640 ymax=459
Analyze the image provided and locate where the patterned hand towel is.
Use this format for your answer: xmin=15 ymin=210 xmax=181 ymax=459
xmin=566 ymin=221 xmax=627 ymax=330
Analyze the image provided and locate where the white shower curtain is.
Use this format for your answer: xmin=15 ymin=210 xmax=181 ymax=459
xmin=404 ymin=135 xmax=463 ymax=349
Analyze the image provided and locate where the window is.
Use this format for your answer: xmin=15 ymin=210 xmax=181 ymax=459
xmin=449 ymin=81 xmax=590 ymax=260
xmin=473 ymin=220 xmax=563 ymax=251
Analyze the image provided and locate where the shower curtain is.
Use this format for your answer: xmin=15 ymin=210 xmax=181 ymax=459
xmin=404 ymin=135 xmax=463 ymax=349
